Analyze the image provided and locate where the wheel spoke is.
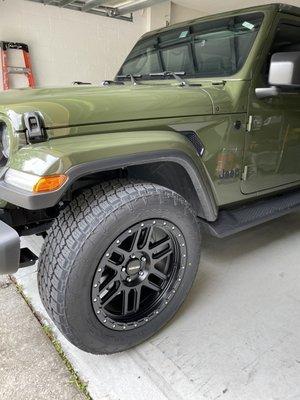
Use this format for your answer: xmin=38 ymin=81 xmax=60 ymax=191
xmin=151 ymin=268 xmax=168 ymax=281
xmin=133 ymin=287 xmax=142 ymax=313
xmin=122 ymin=289 xmax=130 ymax=316
xmin=153 ymin=248 xmax=173 ymax=264
xmin=105 ymin=260 xmax=122 ymax=271
xmin=144 ymin=226 xmax=154 ymax=249
xmin=99 ymin=275 xmax=117 ymax=294
xmin=151 ymin=238 xmax=172 ymax=257
xmin=114 ymin=247 xmax=130 ymax=259
xmin=143 ymin=279 xmax=161 ymax=292
xmin=131 ymin=228 xmax=143 ymax=251
xmin=101 ymin=287 xmax=120 ymax=307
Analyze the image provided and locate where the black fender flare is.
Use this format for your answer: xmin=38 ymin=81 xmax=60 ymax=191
xmin=0 ymin=149 xmax=218 ymax=221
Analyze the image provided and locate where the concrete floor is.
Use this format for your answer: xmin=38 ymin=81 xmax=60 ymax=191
xmin=15 ymin=212 xmax=300 ymax=400
xmin=0 ymin=275 xmax=84 ymax=400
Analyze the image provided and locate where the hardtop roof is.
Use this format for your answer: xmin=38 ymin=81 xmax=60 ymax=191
xmin=141 ymin=3 xmax=300 ymax=40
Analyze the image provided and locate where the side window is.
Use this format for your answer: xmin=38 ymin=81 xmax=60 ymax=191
xmin=262 ymin=21 xmax=300 ymax=84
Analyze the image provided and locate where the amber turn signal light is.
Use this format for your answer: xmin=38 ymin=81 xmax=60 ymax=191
xmin=33 ymin=175 xmax=68 ymax=193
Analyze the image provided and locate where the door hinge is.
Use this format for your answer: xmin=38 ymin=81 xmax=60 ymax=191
xmin=246 ymin=115 xmax=253 ymax=132
xmin=242 ymin=165 xmax=248 ymax=181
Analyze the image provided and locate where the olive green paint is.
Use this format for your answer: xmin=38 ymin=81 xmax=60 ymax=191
xmin=0 ymin=4 xmax=300 ymax=211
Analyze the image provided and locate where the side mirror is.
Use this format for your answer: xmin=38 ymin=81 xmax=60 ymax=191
xmin=269 ymin=51 xmax=300 ymax=87
xmin=256 ymin=51 xmax=300 ymax=99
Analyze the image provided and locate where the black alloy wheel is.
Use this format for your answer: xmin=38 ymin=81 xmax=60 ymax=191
xmin=91 ymin=219 xmax=187 ymax=331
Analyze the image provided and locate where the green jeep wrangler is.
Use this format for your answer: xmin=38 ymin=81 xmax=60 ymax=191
xmin=0 ymin=3 xmax=299 ymax=354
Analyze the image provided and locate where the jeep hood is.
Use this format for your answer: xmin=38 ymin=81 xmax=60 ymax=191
xmin=0 ymin=85 xmax=214 ymax=136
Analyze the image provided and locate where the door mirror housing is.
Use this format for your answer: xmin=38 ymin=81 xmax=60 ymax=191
xmin=256 ymin=51 xmax=300 ymax=99
xmin=269 ymin=51 xmax=300 ymax=88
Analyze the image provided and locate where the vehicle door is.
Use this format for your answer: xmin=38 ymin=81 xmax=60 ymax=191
xmin=241 ymin=14 xmax=300 ymax=194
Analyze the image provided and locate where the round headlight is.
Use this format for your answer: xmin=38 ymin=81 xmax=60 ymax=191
xmin=0 ymin=122 xmax=10 ymax=161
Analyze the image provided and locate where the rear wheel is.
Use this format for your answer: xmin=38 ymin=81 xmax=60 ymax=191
xmin=38 ymin=180 xmax=201 ymax=354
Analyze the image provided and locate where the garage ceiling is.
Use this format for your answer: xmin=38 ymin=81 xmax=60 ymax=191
xmin=25 ymin=0 xmax=300 ymax=22
xmin=26 ymin=0 xmax=165 ymax=21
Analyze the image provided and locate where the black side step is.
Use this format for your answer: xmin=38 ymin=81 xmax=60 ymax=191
xmin=20 ymin=248 xmax=38 ymax=269
xmin=202 ymin=189 xmax=300 ymax=238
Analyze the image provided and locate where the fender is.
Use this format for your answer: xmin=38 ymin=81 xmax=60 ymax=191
xmin=0 ymin=131 xmax=218 ymax=220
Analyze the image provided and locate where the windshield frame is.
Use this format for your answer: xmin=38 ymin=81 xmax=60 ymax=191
xmin=117 ymin=11 xmax=266 ymax=82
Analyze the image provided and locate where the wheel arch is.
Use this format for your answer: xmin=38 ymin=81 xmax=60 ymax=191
xmin=63 ymin=150 xmax=218 ymax=221
xmin=0 ymin=149 xmax=218 ymax=221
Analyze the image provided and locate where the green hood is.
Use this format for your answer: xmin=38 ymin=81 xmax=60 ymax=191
xmin=0 ymin=84 xmax=214 ymax=134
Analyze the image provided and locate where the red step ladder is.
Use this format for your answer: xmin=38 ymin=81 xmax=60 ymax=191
xmin=0 ymin=42 xmax=36 ymax=90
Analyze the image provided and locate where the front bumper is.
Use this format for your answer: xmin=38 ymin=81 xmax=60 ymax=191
xmin=0 ymin=220 xmax=20 ymax=274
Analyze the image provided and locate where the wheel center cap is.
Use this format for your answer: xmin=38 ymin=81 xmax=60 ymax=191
xmin=126 ymin=259 xmax=141 ymax=276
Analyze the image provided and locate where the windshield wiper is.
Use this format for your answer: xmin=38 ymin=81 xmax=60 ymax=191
xmin=148 ymin=71 xmax=189 ymax=87
xmin=116 ymin=74 xmax=142 ymax=85
xmin=101 ymin=80 xmax=124 ymax=86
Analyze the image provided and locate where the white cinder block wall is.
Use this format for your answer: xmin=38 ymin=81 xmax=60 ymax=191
xmin=147 ymin=1 xmax=171 ymax=31
xmin=0 ymin=0 xmax=203 ymax=89
xmin=171 ymin=3 xmax=203 ymax=24
xmin=0 ymin=0 xmax=148 ymax=87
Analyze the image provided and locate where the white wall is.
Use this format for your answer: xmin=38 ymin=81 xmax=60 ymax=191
xmin=171 ymin=3 xmax=203 ymax=24
xmin=147 ymin=1 xmax=203 ymax=29
xmin=0 ymin=0 xmax=148 ymax=88
xmin=147 ymin=1 xmax=171 ymax=31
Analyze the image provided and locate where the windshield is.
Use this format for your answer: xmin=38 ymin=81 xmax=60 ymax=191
xmin=118 ymin=12 xmax=264 ymax=80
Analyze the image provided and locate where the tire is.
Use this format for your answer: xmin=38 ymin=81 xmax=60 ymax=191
xmin=38 ymin=180 xmax=201 ymax=354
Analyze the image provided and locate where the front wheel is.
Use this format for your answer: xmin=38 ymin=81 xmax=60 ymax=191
xmin=38 ymin=180 xmax=201 ymax=354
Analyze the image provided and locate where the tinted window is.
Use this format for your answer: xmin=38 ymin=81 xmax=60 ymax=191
xmin=271 ymin=22 xmax=300 ymax=53
xmin=121 ymin=51 xmax=160 ymax=75
xmin=161 ymin=44 xmax=194 ymax=74
xmin=118 ymin=12 xmax=264 ymax=79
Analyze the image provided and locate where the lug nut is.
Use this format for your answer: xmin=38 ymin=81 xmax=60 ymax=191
xmin=141 ymin=257 xmax=146 ymax=262
xmin=122 ymin=268 xmax=126 ymax=272
xmin=127 ymin=277 xmax=132 ymax=282
xmin=139 ymin=271 xmax=144 ymax=276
